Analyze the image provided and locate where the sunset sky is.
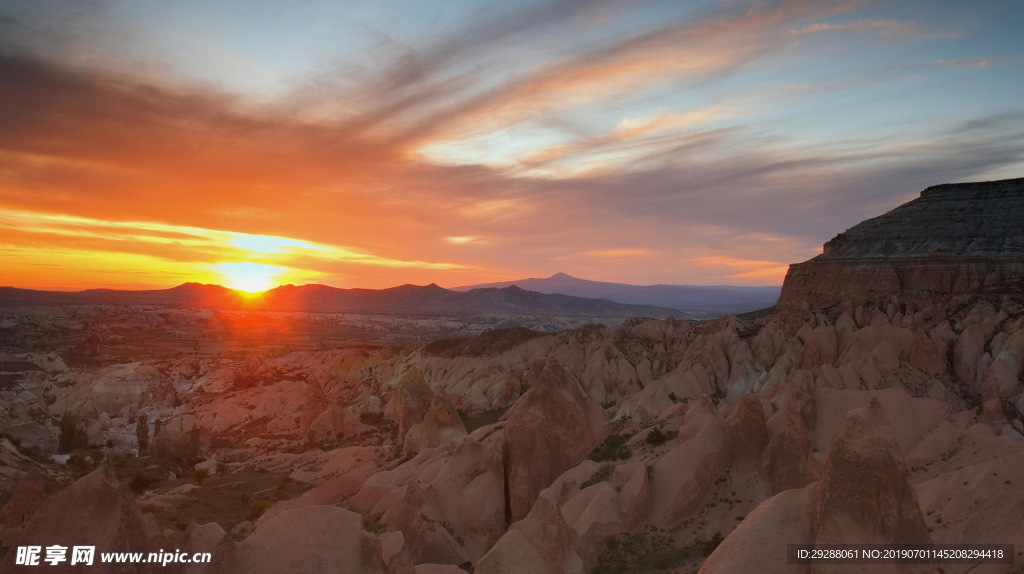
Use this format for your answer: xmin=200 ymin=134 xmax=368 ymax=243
xmin=1 ymin=0 xmax=1022 ymax=291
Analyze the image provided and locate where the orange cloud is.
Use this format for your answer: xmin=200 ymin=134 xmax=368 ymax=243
xmin=579 ymin=248 xmax=657 ymax=259
xmin=615 ymin=104 xmax=737 ymax=140
xmin=444 ymin=236 xmax=484 ymax=245
xmin=0 ymin=208 xmax=473 ymax=290
xmin=688 ymin=255 xmax=791 ymax=282
xmin=728 ymin=266 xmax=791 ymax=280
xmin=3 ymin=1 xmax=1016 ymax=292
xmin=514 ymin=105 xmax=738 ymax=175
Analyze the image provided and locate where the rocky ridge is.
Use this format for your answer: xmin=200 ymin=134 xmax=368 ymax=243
xmin=781 ymin=177 xmax=1024 ymax=305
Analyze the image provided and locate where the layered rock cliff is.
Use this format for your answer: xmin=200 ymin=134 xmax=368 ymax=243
xmin=780 ymin=177 xmax=1024 ymax=305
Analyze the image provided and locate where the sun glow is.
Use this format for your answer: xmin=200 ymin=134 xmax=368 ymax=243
xmin=231 ymin=234 xmax=329 ymax=255
xmin=214 ymin=262 xmax=286 ymax=293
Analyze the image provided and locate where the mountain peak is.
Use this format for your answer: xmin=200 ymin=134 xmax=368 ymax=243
xmin=171 ymin=282 xmax=226 ymax=291
xmin=548 ymin=272 xmax=575 ymax=280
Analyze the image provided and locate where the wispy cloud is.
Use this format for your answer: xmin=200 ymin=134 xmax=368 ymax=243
xmin=790 ymin=19 xmax=922 ymax=36
xmin=444 ymin=236 xmax=485 ymax=245
xmin=578 ymin=248 xmax=658 ymax=259
xmin=0 ymin=1 xmax=1022 ymax=289
xmin=933 ymin=58 xmax=991 ymax=68
xmin=395 ymin=0 xmax=859 ymax=151
xmin=0 ymin=207 xmax=473 ymax=289
xmin=689 ymin=255 xmax=790 ymax=281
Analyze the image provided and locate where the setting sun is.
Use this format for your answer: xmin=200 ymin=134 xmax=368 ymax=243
xmin=215 ymin=262 xmax=285 ymax=293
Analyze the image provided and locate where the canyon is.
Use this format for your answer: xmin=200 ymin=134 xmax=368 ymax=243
xmin=0 ymin=178 xmax=1022 ymax=573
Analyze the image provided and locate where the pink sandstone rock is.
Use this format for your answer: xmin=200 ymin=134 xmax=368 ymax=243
xmin=504 ymin=358 xmax=609 ymax=522
xmin=0 ymin=466 xmax=154 ymax=573
xmin=419 ymin=390 xmax=467 ymax=449
xmin=229 ymin=506 xmax=386 ymax=574
xmin=723 ymin=394 xmax=769 ymax=464
xmin=648 ymin=398 xmax=727 ymax=529
xmin=699 ymin=485 xmax=815 ymax=574
xmin=391 ymin=366 xmax=433 ymax=440
xmin=474 ymin=496 xmax=583 ymax=574
xmin=813 ymin=399 xmax=933 ymax=556
xmin=350 ymin=436 xmax=505 ymax=565
xmin=0 ymin=471 xmax=46 ymax=548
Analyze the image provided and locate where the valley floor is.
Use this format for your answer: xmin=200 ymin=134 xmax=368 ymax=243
xmin=1 ymin=293 xmax=1023 ymax=573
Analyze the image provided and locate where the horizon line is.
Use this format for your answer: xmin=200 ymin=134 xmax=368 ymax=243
xmin=0 ymin=274 xmax=785 ymax=295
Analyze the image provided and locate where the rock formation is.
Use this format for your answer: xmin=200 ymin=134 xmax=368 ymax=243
xmin=780 ymin=177 xmax=1024 ymax=305
xmin=648 ymin=397 xmax=727 ymax=529
xmin=226 ymin=506 xmax=387 ymax=574
xmin=475 ymin=496 xmax=583 ymax=574
xmin=0 ymin=472 xmax=46 ymax=547
xmin=419 ymin=390 xmax=467 ymax=449
xmin=698 ymin=486 xmax=815 ymax=574
xmin=504 ymin=358 xmax=609 ymax=522
xmin=0 ymin=467 xmax=155 ymax=573
xmin=349 ymin=433 xmax=507 ymax=565
xmin=813 ymin=400 xmax=932 ymax=558
xmin=391 ymin=366 xmax=434 ymax=441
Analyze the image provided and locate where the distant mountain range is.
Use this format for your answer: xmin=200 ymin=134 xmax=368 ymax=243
xmin=0 ymin=282 xmax=684 ymax=319
xmin=453 ymin=273 xmax=780 ymax=317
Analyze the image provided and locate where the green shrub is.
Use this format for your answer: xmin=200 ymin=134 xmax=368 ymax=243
xmin=590 ymin=433 xmax=633 ymax=462
xmin=130 ymin=470 xmax=162 ymax=493
xmin=135 ymin=416 xmax=149 ymax=454
xmin=246 ymin=501 xmax=270 ymax=521
xmin=58 ymin=413 xmax=89 ymax=453
xmin=363 ymin=514 xmax=387 ymax=534
xmin=66 ymin=452 xmax=101 ymax=477
xmin=701 ymin=531 xmax=724 ymax=556
xmin=645 ymin=426 xmax=677 ymax=447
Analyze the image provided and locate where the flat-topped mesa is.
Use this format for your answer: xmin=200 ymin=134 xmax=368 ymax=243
xmin=779 ymin=177 xmax=1024 ymax=306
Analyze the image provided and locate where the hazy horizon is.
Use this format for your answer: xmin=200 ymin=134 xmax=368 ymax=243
xmin=1 ymin=0 xmax=1022 ymax=292
xmin=1 ymin=270 xmax=784 ymax=294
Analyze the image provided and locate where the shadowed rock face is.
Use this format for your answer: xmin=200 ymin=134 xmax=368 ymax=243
xmin=0 ymin=472 xmax=46 ymax=547
xmin=813 ymin=399 xmax=932 ymax=550
xmin=228 ymin=506 xmax=387 ymax=574
xmin=504 ymin=358 xmax=610 ymax=522
xmin=0 ymin=467 xmax=154 ymax=573
xmin=780 ymin=178 xmax=1024 ymax=305
xmin=419 ymin=390 xmax=468 ymax=449
xmin=648 ymin=398 xmax=727 ymax=529
xmin=475 ymin=496 xmax=583 ymax=574
xmin=392 ymin=366 xmax=433 ymax=440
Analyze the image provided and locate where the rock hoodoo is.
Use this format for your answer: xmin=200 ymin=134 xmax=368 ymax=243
xmin=812 ymin=399 xmax=932 ymax=549
xmin=504 ymin=358 xmax=610 ymax=522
